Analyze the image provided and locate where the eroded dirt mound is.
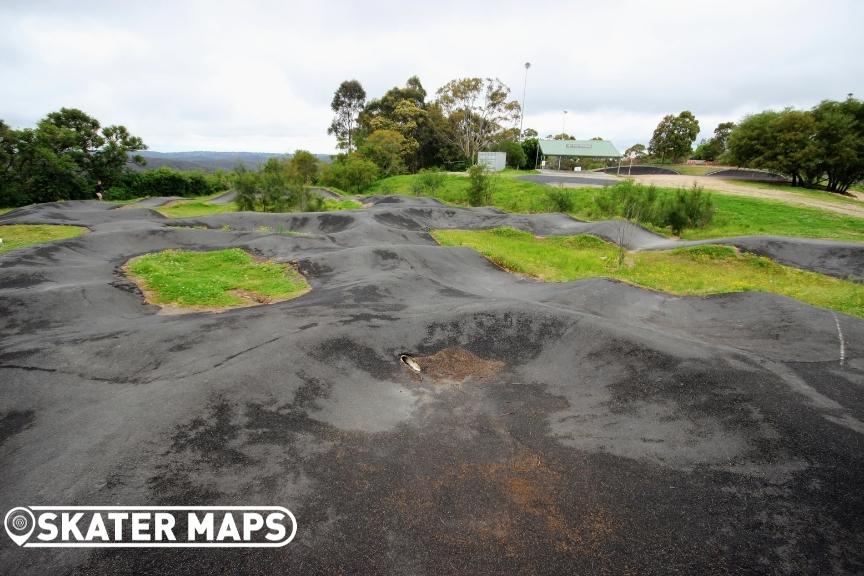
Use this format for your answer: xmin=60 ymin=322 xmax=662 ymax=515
xmin=412 ymin=347 xmax=505 ymax=381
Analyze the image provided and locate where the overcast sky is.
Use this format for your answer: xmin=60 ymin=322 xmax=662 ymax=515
xmin=1 ymin=0 xmax=862 ymax=154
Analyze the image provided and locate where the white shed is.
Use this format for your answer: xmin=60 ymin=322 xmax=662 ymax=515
xmin=477 ymin=151 xmax=506 ymax=172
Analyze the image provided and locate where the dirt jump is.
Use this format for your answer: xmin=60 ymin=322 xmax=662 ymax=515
xmin=1 ymin=197 xmax=863 ymax=574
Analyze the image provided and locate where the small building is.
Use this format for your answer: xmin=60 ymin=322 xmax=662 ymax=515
xmin=477 ymin=151 xmax=507 ymax=172
xmin=537 ymin=139 xmax=621 ymax=170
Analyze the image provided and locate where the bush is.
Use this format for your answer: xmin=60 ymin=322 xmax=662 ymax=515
xmin=102 ymin=185 xmax=135 ymax=201
xmin=467 ymin=164 xmax=493 ymax=206
xmin=411 ymin=168 xmax=446 ymax=196
xmin=233 ymin=160 xmax=312 ymax=213
xmin=495 ymin=140 xmax=527 ymax=169
xmin=679 ymin=183 xmax=715 ymax=228
xmin=545 ymin=187 xmax=574 ymax=212
xmin=660 ymin=184 xmax=715 ymax=235
xmin=115 ymin=168 xmax=228 ymax=199
xmin=233 ymin=165 xmax=258 ymax=211
xmin=591 ymin=180 xmax=714 ymax=235
xmin=320 ymin=154 xmax=379 ymax=193
xmin=231 ymin=161 xmax=336 ymax=213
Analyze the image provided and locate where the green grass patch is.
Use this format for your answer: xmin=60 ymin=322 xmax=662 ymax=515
xmin=0 ymin=208 xmax=14 ymax=215
xmin=323 ymin=198 xmax=363 ymax=211
xmin=432 ymin=227 xmax=864 ymax=318
xmin=126 ymin=248 xmax=309 ymax=309
xmin=682 ymin=194 xmax=864 ymax=241
xmin=369 ymin=173 xmax=864 ymax=242
xmin=0 ymin=224 xmax=88 ymax=253
xmin=157 ymin=201 xmax=239 ymax=218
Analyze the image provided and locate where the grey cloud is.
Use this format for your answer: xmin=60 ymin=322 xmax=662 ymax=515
xmin=1 ymin=0 xmax=861 ymax=152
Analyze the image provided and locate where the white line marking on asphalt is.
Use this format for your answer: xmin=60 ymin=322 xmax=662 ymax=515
xmin=833 ymin=313 xmax=846 ymax=367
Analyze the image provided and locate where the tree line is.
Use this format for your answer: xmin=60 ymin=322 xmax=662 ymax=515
xmin=628 ymin=96 xmax=863 ymax=193
xmin=726 ymin=97 xmax=863 ymax=192
xmin=0 ymin=108 xmax=230 ymax=207
xmin=323 ymin=76 xmax=535 ymax=189
xmin=1 ymin=108 xmax=148 ymax=206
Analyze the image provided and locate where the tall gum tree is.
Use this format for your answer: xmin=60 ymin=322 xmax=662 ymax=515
xmin=435 ymin=77 xmax=521 ymax=165
xmin=328 ymin=80 xmax=366 ymax=152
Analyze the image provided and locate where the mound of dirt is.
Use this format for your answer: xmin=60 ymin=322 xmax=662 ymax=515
xmin=412 ymin=347 xmax=505 ymax=381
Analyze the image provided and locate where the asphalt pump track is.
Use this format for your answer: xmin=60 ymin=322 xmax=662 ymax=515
xmin=1 ymin=196 xmax=863 ymax=574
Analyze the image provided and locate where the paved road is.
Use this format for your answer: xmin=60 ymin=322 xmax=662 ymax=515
xmin=1 ymin=197 xmax=863 ymax=575
xmin=520 ymin=170 xmax=620 ymax=187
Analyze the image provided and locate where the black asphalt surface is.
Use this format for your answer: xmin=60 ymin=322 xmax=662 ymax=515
xmin=1 ymin=196 xmax=864 ymax=575
xmin=597 ymin=166 xmax=680 ymax=176
xmin=706 ymin=169 xmax=788 ymax=182
xmin=520 ymin=174 xmax=619 ymax=187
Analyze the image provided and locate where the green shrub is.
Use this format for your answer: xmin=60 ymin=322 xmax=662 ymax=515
xmin=467 ymin=164 xmax=493 ymax=206
xmin=591 ymin=180 xmax=714 ymax=234
xmin=679 ymin=183 xmax=715 ymax=228
xmin=490 ymin=227 xmax=531 ymax=239
xmin=494 ymin=140 xmax=527 ymax=169
xmin=115 ymin=168 xmax=228 ymax=199
xmin=411 ymin=168 xmax=446 ymax=196
xmin=233 ymin=165 xmax=258 ymax=211
xmin=320 ymin=154 xmax=379 ymax=193
xmin=545 ymin=187 xmax=574 ymax=212
xmin=102 ymin=185 xmax=135 ymax=201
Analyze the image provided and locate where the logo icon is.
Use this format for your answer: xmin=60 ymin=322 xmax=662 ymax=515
xmin=4 ymin=507 xmax=35 ymax=546
xmin=3 ymin=506 xmax=295 ymax=548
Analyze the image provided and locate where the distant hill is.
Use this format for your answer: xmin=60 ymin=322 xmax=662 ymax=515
xmin=130 ymin=151 xmax=332 ymax=172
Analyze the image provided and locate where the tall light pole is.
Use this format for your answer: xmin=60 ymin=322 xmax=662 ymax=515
xmin=558 ymin=110 xmax=568 ymax=171
xmin=519 ymin=62 xmax=530 ymax=140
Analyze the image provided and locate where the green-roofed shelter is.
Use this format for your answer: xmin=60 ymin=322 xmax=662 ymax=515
xmin=538 ymin=139 xmax=621 ymax=158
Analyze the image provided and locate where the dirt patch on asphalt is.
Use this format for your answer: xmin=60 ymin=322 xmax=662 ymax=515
xmin=228 ymin=289 xmax=273 ymax=304
xmin=633 ymin=175 xmax=864 ymax=218
xmin=410 ymin=348 xmax=505 ymax=381
xmin=388 ymin=448 xmax=616 ymax=557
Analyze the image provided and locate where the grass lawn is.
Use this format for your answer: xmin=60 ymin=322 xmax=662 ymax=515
xmin=157 ymin=201 xmax=239 ymax=218
xmin=323 ymin=198 xmax=363 ymax=210
xmin=432 ymin=228 xmax=864 ymax=319
xmin=682 ymin=194 xmax=864 ymax=241
xmin=0 ymin=208 xmax=13 ymax=215
xmin=126 ymin=248 xmax=309 ymax=309
xmin=0 ymin=224 xmax=88 ymax=254
xmin=368 ymin=173 xmax=864 ymax=242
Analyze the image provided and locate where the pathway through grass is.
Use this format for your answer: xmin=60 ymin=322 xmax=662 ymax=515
xmin=432 ymin=227 xmax=864 ymax=318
